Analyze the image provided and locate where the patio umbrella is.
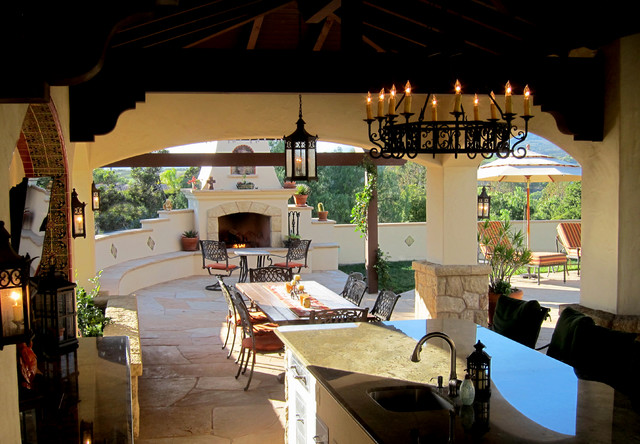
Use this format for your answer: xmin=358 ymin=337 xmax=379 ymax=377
xmin=477 ymin=143 xmax=582 ymax=249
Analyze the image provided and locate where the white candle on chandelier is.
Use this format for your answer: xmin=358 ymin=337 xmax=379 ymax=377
xmin=404 ymin=81 xmax=412 ymax=114
xmin=523 ymin=85 xmax=532 ymax=116
xmin=453 ymin=79 xmax=462 ymax=113
xmin=389 ymin=84 xmax=397 ymax=115
xmin=473 ymin=93 xmax=479 ymax=120
xmin=378 ymin=88 xmax=385 ymax=118
xmin=366 ymin=92 xmax=373 ymax=120
xmin=490 ymin=91 xmax=498 ymax=119
xmin=431 ymin=95 xmax=438 ymax=121
xmin=505 ymin=81 xmax=513 ymax=114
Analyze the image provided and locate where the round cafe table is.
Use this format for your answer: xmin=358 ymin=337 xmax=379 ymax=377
xmin=234 ymin=248 xmax=271 ymax=282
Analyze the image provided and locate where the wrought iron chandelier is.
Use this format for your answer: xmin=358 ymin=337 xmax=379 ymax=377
xmin=365 ymin=80 xmax=533 ymax=160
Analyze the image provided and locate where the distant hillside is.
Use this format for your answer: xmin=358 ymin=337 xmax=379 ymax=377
xmin=479 ymin=133 xmax=578 ymax=166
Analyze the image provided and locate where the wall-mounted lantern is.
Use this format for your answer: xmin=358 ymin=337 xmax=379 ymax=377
xmin=71 ymin=189 xmax=86 ymax=238
xmin=91 ymin=181 xmax=101 ymax=212
xmin=477 ymin=186 xmax=491 ymax=220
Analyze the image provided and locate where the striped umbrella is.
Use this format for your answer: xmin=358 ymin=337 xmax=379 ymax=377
xmin=477 ymin=146 xmax=581 ymax=249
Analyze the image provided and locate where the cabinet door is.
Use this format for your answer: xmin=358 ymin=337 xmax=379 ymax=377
xmin=316 ymin=383 xmax=375 ymax=444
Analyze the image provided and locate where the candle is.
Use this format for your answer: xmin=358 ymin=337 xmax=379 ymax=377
xmin=388 ymin=84 xmax=397 ymax=115
xmin=74 ymin=213 xmax=84 ymax=234
xmin=366 ymin=92 xmax=373 ymax=120
xmin=505 ymin=81 xmax=512 ymax=114
xmin=10 ymin=291 xmax=22 ymax=322
xmin=473 ymin=93 xmax=479 ymax=120
xmin=490 ymin=91 xmax=497 ymax=119
xmin=431 ymin=95 xmax=438 ymax=121
xmin=377 ymin=88 xmax=385 ymax=117
xmin=404 ymin=81 xmax=412 ymax=114
xmin=453 ymin=79 xmax=462 ymax=113
xmin=523 ymin=84 xmax=532 ymax=116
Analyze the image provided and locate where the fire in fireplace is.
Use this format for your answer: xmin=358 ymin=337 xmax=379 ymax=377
xmin=218 ymin=213 xmax=271 ymax=248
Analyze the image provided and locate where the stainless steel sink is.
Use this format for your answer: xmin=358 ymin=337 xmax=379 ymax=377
xmin=368 ymin=385 xmax=453 ymax=412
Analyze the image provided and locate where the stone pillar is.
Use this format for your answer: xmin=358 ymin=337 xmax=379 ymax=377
xmin=413 ymin=260 xmax=491 ymax=327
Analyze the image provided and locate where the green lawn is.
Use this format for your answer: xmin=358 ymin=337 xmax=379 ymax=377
xmin=339 ymin=261 xmax=416 ymax=294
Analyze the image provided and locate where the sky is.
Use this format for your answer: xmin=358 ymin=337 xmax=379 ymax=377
xmin=166 ymin=140 xmax=363 ymax=153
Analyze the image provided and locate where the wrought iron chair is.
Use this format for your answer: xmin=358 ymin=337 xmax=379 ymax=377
xmin=369 ymin=290 xmax=401 ymax=322
xmin=200 ymin=240 xmax=238 ymax=291
xmin=249 ymin=266 xmax=293 ymax=283
xmin=218 ymin=280 xmax=269 ymax=359
xmin=344 ymin=279 xmax=368 ymax=306
xmin=556 ymin=222 xmax=581 ymax=275
xmin=271 ymin=239 xmax=311 ymax=273
xmin=230 ymin=287 xmax=284 ymax=391
xmin=491 ymin=295 xmax=550 ymax=348
xmin=309 ymin=307 xmax=369 ymax=324
xmin=340 ymin=271 xmax=365 ymax=297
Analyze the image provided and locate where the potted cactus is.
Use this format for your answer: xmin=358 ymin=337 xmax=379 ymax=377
xmin=181 ymin=230 xmax=199 ymax=251
xmin=317 ymin=202 xmax=328 ymax=221
xmin=293 ymin=183 xmax=310 ymax=207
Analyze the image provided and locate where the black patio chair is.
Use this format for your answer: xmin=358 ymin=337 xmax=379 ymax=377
xmin=340 ymin=271 xmax=365 ymax=297
xmin=369 ymin=290 xmax=401 ymax=322
xmin=249 ymin=266 xmax=293 ymax=283
xmin=344 ymin=279 xmax=367 ymax=306
xmin=309 ymin=307 xmax=369 ymax=324
xmin=271 ymin=239 xmax=311 ymax=274
xmin=200 ymin=240 xmax=238 ymax=291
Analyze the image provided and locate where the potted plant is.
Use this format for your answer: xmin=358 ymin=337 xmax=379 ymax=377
xmin=236 ymin=174 xmax=255 ymax=189
xmin=317 ymin=202 xmax=328 ymax=221
xmin=478 ymin=219 xmax=532 ymax=324
xmin=283 ymin=233 xmax=301 ymax=247
xmin=294 ymin=183 xmax=310 ymax=207
xmin=181 ymin=230 xmax=199 ymax=251
xmin=283 ymin=180 xmax=296 ymax=189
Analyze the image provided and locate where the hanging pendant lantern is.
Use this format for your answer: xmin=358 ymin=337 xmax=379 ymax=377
xmin=467 ymin=340 xmax=491 ymax=400
xmin=477 ymin=186 xmax=491 ymax=219
xmin=91 ymin=181 xmax=101 ymax=212
xmin=0 ymin=221 xmax=32 ymax=349
xmin=284 ymin=95 xmax=318 ymax=182
xmin=71 ymin=188 xmax=86 ymax=239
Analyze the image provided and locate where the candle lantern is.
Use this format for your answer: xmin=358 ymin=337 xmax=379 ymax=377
xmin=91 ymin=181 xmax=101 ymax=211
xmin=0 ymin=221 xmax=32 ymax=349
xmin=32 ymin=268 xmax=78 ymax=353
xmin=477 ymin=186 xmax=491 ymax=219
xmin=467 ymin=340 xmax=491 ymax=399
xmin=71 ymin=188 xmax=86 ymax=238
xmin=284 ymin=95 xmax=318 ymax=182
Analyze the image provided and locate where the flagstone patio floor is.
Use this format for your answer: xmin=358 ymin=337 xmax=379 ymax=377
xmin=134 ymin=269 xmax=579 ymax=443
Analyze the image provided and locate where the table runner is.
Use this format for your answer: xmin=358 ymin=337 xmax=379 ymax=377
xmin=266 ymin=283 xmax=330 ymax=317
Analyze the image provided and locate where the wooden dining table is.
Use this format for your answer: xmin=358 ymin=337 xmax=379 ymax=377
xmin=235 ymin=280 xmax=360 ymax=325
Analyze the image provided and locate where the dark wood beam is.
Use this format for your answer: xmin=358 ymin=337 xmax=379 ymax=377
xmin=247 ymin=16 xmax=264 ymax=49
xmin=101 ymin=152 xmax=406 ymax=168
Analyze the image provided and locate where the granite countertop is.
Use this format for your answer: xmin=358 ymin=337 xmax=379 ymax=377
xmin=276 ymin=319 xmax=640 ymax=444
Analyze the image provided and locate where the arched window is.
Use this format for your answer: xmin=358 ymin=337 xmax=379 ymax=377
xmin=231 ymin=145 xmax=256 ymax=176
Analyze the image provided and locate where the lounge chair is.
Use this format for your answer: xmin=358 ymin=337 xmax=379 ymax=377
xmin=556 ymin=222 xmax=581 ymax=275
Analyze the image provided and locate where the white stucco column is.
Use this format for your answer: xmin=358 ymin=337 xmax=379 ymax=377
xmin=581 ymin=34 xmax=640 ymax=315
xmin=420 ymin=154 xmax=482 ymax=265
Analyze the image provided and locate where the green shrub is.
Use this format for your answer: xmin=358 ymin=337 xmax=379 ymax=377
xmin=76 ymin=270 xmax=111 ymax=337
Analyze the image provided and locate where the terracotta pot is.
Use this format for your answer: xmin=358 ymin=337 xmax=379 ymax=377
xmin=294 ymin=194 xmax=308 ymax=207
xmin=181 ymin=236 xmax=199 ymax=251
xmin=488 ymin=288 xmax=523 ymax=326
xmin=283 ymin=181 xmax=296 ymax=189
xmin=318 ymin=211 xmax=329 ymax=221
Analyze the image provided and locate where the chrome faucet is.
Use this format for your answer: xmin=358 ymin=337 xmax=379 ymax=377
xmin=411 ymin=332 xmax=459 ymax=397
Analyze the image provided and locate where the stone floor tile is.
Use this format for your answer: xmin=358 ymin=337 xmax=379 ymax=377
xmin=139 ymin=405 xmax=214 ymax=438
xmin=139 ymin=377 xmax=197 ymax=407
xmin=142 ymin=345 xmax=191 ymax=365
xmin=212 ymin=403 xmax=284 ymax=441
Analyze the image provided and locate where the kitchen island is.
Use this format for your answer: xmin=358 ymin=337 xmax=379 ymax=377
xmin=276 ymin=319 xmax=640 ymax=444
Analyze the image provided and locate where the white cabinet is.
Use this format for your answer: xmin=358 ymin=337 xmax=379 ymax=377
xmin=286 ymin=350 xmax=329 ymax=444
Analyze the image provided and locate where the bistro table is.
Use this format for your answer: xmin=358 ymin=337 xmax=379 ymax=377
xmin=235 ymin=280 xmax=360 ymax=325
xmin=233 ymin=248 xmax=271 ymax=283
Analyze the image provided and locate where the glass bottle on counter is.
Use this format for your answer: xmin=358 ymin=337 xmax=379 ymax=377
xmin=460 ymin=371 xmax=475 ymax=406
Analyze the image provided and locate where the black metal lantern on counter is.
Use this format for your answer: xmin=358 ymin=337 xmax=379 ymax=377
xmin=467 ymin=340 xmax=491 ymax=400
xmin=32 ymin=268 xmax=78 ymax=353
xmin=0 ymin=221 xmax=32 ymax=349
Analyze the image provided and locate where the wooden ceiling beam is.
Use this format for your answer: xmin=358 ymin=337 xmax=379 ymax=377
xmin=247 ymin=15 xmax=264 ymax=49
xmin=313 ymin=15 xmax=335 ymax=51
xmin=305 ymin=0 xmax=341 ymax=24
xmin=101 ymin=152 xmax=406 ymax=168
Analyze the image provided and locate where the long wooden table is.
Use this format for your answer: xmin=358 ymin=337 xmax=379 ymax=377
xmin=235 ymin=280 xmax=359 ymax=325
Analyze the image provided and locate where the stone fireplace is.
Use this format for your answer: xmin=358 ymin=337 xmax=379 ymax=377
xmin=218 ymin=212 xmax=271 ymax=248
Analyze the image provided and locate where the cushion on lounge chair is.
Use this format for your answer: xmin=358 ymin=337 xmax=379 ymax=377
xmin=492 ymin=296 xmax=550 ymax=348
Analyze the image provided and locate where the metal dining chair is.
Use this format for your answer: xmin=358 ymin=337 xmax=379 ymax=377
xmin=344 ymin=279 xmax=368 ymax=306
xmin=340 ymin=271 xmax=365 ymax=297
xmin=200 ymin=240 xmax=238 ymax=291
xmin=369 ymin=290 xmax=401 ymax=322
xmin=271 ymin=239 xmax=311 ymax=273
xmin=309 ymin=307 xmax=369 ymax=324
xmin=230 ymin=287 xmax=284 ymax=391
xmin=249 ymin=266 xmax=293 ymax=283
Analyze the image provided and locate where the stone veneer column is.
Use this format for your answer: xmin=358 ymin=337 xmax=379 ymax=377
xmin=413 ymin=261 xmax=491 ymax=327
